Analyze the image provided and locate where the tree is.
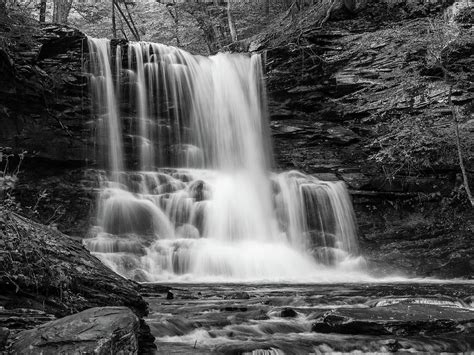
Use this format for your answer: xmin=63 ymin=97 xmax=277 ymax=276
xmin=166 ymin=4 xmax=180 ymax=47
xmin=226 ymin=1 xmax=237 ymax=42
xmin=52 ymin=0 xmax=73 ymax=24
xmin=425 ymin=8 xmax=473 ymax=207
xmin=262 ymin=0 xmax=270 ymax=15
xmin=39 ymin=0 xmax=47 ymax=22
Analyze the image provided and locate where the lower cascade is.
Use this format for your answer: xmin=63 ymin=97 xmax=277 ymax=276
xmin=84 ymin=37 xmax=368 ymax=282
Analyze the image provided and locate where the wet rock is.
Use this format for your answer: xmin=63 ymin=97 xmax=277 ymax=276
xmin=313 ymin=173 xmax=339 ymax=181
xmin=340 ymin=172 xmax=370 ymax=190
xmin=222 ymin=307 xmax=248 ymax=312
xmin=176 ymin=223 xmax=200 ymax=239
xmin=325 ymin=126 xmax=360 ymax=145
xmin=10 ymin=307 xmax=139 ymax=355
xmin=0 ymin=308 xmax=55 ymax=333
xmin=100 ymin=192 xmax=169 ymax=236
xmin=367 ymin=296 xmax=470 ymax=309
xmin=270 ymin=107 xmax=294 ymax=120
xmin=231 ymin=309 xmax=269 ymax=323
xmin=280 ymin=308 xmax=298 ymax=318
xmin=463 ymin=296 xmax=474 ymax=308
xmin=149 ymin=318 xmax=197 ymax=337
xmin=127 ymin=269 xmax=148 ymax=283
xmin=0 ymin=327 xmax=9 ymax=350
xmin=0 ymin=212 xmax=150 ymax=330
xmin=188 ymin=180 xmax=208 ymax=201
xmin=311 ymin=304 xmax=474 ymax=336
xmin=226 ymin=292 xmax=250 ymax=300
xmin=273 ymin=124 xmax=304 ymax=137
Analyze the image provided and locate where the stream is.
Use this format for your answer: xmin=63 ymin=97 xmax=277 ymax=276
xmin=142 ymin=282 xmax=474 ymax=354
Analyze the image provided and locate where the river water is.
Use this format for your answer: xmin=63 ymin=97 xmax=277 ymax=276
xmin=142 ymin=282 xmax=474 ymax=354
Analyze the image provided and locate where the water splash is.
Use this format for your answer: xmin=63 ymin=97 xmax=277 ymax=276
xmin=84 ymin=38 xmax=367 ymax=282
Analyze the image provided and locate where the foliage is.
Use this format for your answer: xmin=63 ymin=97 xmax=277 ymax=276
xmin=0 ymin=213 xmax=74 ymax=303
xmin=0 ymin=147 xmax=26 ymax=215
xmin=0 ymin=148 xmax=61 ymax=228
xmin=0 ymin=0 xmax=38 ymax=50
xmin=70 ymin=1 xmax=277 ymax=55
xmin=367 ymin=114 xmax=469 ymax=179
xmin=0 ymin=0 xmax=37 ymax=20
xmin=0 ymin=148 xmax=71 ymax=299
xmin=366 ymin=4 xmax=473 ymax=179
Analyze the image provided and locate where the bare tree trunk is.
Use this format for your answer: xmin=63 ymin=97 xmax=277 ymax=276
xmin=52 ymin=0 xmax=57 ymax=22
xmin=114 ymin=1 xmax=140 ymax=41
xmin=39 ymin=0 xmax=47 ymax=22
xmin=53 ymin=0 xmax=73 ymax=24
xmin=112 ymin=0 xmax=117 ymax=38
xmin=124 ymin=2 xmax=140 ymax=41
xmin=166 ymin=4 xmax=180 ymax=47
xmin=227 ymin=1 xmax=238 ymax=42
xmin=449 ymin=85 xmax=474 ymax=207
xmin=185 ymin=6 xmax=219 ymax=55
xmin=263 ymin=0 xmax=270 ymax=15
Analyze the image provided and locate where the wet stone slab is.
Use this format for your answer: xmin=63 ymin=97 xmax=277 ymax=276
xmin=10 ymin=307 xmax=140 ymax=355
xmin=311 ymin=303 xmax=474 ymax=336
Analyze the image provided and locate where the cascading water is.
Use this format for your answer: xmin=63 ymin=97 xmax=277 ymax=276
xmin=84 ymin=38 xmax=368 ymax=282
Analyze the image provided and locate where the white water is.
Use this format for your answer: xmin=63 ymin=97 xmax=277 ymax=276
xmin=85 ymin=39 xmax=367 ymax=282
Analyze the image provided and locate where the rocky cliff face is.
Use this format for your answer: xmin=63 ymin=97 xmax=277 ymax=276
xmin=0 ymin=24 xmax=89 ymax=162
xmin=1 ymin=2 xmax=472 ymax=278
xmin=261 ymin=1 xmax=473 ymax=277
xmin=0 ymin=23 xmax=95 ymax=236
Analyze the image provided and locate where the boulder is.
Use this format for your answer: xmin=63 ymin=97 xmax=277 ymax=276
xmin=10 ymin=307 xmax=139 ymax=355
xmin=0 ymin=212 xmax=148 ymax=317
xmin=0 ymin=212 xmax=156 ymax=352
xmin=280 ymin=308 xmax=298 ymax=318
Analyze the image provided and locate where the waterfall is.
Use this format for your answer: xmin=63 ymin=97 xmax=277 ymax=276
xmin=84 ymin=38 xmax=368 ymax=282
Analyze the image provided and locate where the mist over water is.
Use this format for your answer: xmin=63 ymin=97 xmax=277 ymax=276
xmin=84 ymin=38 xmax=368 ymax=282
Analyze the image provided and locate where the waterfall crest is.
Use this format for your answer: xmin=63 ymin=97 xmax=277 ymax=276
xmin=84 ymin=38 xmax=368 ymax=282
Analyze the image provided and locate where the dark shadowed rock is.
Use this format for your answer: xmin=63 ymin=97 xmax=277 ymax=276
xmin=0 ymin=327 xmax=9 ymax=350
xmin=0 ymin=308 xmax=55 ymax=333
xmin=0 ymin=212 xmax=156 ymax=352
xmin=0 ymin=212 xmax=147 ymax=318
xmin=10 ymin=307 xmax=139 ymax=355
xmin=311 ymin=304 xmax=474 ymax=336
xmin=280 ymin=308 xmax=298 ymax=318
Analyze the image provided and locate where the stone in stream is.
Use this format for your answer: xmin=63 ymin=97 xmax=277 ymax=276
xmin=311 ymin=303 xmax=474 ymax=336
xmin=226 ymin=291 xmax=250 ymax=300
xmin=280 ymin=308 xmax=298 ymax=318
xmin=10 ymin=307 xmax=140 ymax=354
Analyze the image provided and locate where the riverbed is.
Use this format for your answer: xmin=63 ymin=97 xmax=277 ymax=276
xmin=142 ymin=282 xmax=474 ymax=354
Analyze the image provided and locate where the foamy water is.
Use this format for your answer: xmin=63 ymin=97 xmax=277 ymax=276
xmin=85 ymin=38 xmax=367 ymax=282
